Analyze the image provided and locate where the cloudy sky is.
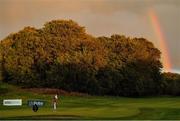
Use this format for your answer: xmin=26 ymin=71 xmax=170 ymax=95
xmin=0 ymin=0 xmax=179 ymax=73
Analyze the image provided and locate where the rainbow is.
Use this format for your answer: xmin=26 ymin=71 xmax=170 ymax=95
xmin=148 ymin=9 xmax=171 ymax=72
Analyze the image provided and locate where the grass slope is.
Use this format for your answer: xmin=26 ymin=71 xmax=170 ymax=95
xmin=0 ymin=82 xmax=180 ymax=120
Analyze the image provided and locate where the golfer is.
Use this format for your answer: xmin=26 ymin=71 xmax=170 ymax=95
xmin=53 ymin=94 xmax=58 ymax=110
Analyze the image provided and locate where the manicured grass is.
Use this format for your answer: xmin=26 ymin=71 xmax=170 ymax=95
xmin=0 ymin=83 xmax=180 ymax=120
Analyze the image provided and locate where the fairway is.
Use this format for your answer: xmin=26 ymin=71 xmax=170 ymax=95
xmin=0 ymin=83 xmax=180 ymax=120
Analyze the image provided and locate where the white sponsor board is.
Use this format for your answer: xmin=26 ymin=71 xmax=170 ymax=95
xmin=3 ymin=99 xmax=22 ymax=106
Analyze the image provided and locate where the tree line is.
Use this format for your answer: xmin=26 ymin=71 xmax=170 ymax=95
xmin=0 ymin=20 xmax=179 ymax=96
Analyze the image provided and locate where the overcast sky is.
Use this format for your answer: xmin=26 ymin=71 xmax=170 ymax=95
xmin=0 ymin=0 xmax=179 ymax=73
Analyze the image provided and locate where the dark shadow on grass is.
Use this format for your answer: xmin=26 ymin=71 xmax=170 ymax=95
xmin=119 ymin=108 xmax=180 ymax=120
xmin=0 ymin=115 xmax=82 ymax=120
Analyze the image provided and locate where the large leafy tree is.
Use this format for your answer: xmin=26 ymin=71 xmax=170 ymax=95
xmin=0 ymin=19 xmax=163 ymax=96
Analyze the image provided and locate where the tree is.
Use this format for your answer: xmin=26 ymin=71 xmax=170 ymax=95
xmin=161 ymin=72 xmax=180 ymax=96
xmin=0 ymin=19 xmax=163 ymax=96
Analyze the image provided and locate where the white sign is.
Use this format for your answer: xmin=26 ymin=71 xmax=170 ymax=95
xmin=3 ymin=99 xmax=22 ymax=106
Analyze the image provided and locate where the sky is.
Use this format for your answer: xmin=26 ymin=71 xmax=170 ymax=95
xmin=0 ymin=0 xmax=179 ymax=73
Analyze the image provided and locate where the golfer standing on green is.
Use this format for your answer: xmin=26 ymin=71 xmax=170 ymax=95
xmin=53 ymin=94 xmax=58 ymax=110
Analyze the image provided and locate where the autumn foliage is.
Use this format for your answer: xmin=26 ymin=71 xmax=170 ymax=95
xmin=1 ymin=20 xmax=177 ymax=96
